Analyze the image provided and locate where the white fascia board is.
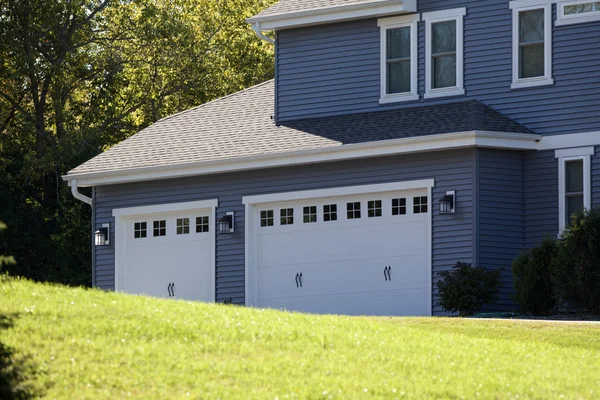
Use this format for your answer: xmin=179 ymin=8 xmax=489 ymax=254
xmin=242 ymin=179 xmax=435 ymax=205
xmin=112 ymin=199 xmax=219 ymax=218
xmin=248 ymin=1 xmax=416 ymax=31
xmin=64 ymin=131 xmax=542 ymax=187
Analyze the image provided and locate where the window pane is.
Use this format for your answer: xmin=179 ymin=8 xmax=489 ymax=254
xmin=432 ymin=20 xmax=456 ymax=54
xmin=566 ymin=159 xmax=584 ymax=193
xmin=519 ymin=9 xmax=544 ymax=43
xmin=387 ymin=61 xmax=411 ymax=94
xmin=387 ymin=27 xmax=410 ymax=59
xmin=433 ymin=55 xmax=456 ymax=88
xmin=567 ymin=195 xmax=584 ymax=224
xmin=519 ymin=43 xmax=544 ymax=78
xmin=565 ymin=2 xmax=600 ymax=15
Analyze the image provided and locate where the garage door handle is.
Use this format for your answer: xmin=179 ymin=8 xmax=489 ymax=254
xmin=172 ymin=282 xmax=175 ymax=297
xmin=384 ymin=266 xmax=388 ymax=281
xmin=388 ymin=266 xmax=391 ymax=281
xmin=167 ymin=283 xmax=172 ymax=297
xmin=299 ymin=273 xmax=302 ymax=287
xmin=295 ymin=273 xmax=299 ymax=287
xmin=384 ymin=266 xmax=392 ymax=281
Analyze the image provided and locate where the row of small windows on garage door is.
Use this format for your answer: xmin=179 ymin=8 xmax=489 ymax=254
xmin=260 ymin=196 xmax=428 ymax=227
xmin=132 ymin=216 xmax=210 ymax=238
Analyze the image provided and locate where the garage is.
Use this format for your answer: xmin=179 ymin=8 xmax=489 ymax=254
xmin=243 ymin=180 xmax=433 ymax=316
xmin=112 ymin=200 xmax=217 ymax=302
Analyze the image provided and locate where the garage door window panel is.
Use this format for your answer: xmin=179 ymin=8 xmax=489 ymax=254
xmin=176 ymin=218 xmax=190 ymax=234
xmin=413 ymin=196 xmax=428 ymax=214
xmin=303 ymin=206 xmax=317 ymax=223
xmin=280 ymin=208 xmax=294 ymax=225
xmin=323 ymin=204 xmax=338 ymax=221
xmin=196 ymin=216 xmax=209 ymax=233
xmin=153 ymin=220 xmax=166 ymax=236
xmin=368 ymin=200 xmax=383 ymax=217
xmin=260 ymin=210 xmax=274 ymax=227
xmin=347 ymin=202 xmax=361 ymax=219
xmin=134 ymin=222 xmax=147 ymax=238
xmin=392 ymin=198 xmax=407 ymax=215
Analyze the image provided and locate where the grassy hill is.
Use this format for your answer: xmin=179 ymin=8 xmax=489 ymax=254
xmin=1 ymin=276 xmax=599 ymax=399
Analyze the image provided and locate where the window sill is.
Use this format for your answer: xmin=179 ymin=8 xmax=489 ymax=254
xmin=423 ymin=87 xmax=465 ymax=99
xmin=379 ymin=93 xmax=419 ymax=104
xmin=511 ymin=78 xmax=554 ymax=90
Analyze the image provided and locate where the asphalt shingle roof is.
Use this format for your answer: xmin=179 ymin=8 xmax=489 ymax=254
xmin=251 ymin=0 xmax=395 ymax=19
xmin=68 ymin=80 xmax=533 ymax=175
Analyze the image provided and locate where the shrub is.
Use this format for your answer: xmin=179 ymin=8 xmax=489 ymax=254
xmin=512 ymin=238 xmax=557 ymax=315
xmin=0 ymin=222 xmax=16 ymax=270
xmin=552 ymin=209 xmax=600 ymax=313
xmin=437 ymin=262 xmax=502 ymax=316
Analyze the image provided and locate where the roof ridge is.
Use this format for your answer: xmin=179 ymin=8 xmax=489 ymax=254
xmin=157 ymin=79 xmax=274 ymax=124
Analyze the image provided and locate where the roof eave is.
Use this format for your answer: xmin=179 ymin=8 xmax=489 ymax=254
xmin=63 ymin=131 xmax=542 ymax=187
xmin=246 ymin=0 xmax=416 ymax=30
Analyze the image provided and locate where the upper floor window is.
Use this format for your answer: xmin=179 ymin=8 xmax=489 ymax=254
xmin=557 ymin=1 xmax=600 ymax=25
xmin=378 ymin=15 xmax=419 ymax=104
xmin=556 ymin=147 xmax=593 ymax=233
xmin=423 ymin=8 xmax=466 ymax=99
xmin=510 ymin=1 xmax=553 ymax=89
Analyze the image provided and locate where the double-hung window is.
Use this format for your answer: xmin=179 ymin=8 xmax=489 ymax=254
xmin=556 ymin=147 xmax=593 ymax=233
xmin=423 ymin=8 xmax=466 ymax=99
xmin=510 ymin=1 xmax=553 ymax=89
xmin=378 ymin=15 xmax=419 ymax=103
xmin=557 ymin=1 xmax=600 ymax=25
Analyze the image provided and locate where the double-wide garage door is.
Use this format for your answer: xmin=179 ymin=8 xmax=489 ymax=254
xmin=249 ymin=186 xmax=431 ymax=316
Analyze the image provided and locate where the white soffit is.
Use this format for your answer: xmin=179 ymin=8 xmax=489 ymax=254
xmin=247 ymin=0 xmax=417 ymax=30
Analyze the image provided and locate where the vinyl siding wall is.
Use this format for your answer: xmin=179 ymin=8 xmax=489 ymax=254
xmin=94 ymin=149 xmax=476 ymax=314
xmin=276 ymin=1 xmax=600 ymax=136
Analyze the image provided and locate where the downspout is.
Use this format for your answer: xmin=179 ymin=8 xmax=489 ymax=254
xmin=70 ymin=178 xmax=92 ymax=206
xmin=252 ymin=22 xmax=274 ymax=44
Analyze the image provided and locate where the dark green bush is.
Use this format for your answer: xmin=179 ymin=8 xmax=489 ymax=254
xmin=437 ymin=262 xmax=502 ymax=316
xmin=512 ymin=238 xmax=557 ymax=315
xmin=552 ymin=209 xmax=600 ymax=313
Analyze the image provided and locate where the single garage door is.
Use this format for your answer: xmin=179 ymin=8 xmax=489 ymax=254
xmin=247 ymin=184 xmax=431 ymax=316
xmin=113 ymin=200 xmax=217 ymax=302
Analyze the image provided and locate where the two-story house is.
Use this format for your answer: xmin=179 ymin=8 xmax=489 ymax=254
xmin=64 ymin=0 xmax=600 ymax=316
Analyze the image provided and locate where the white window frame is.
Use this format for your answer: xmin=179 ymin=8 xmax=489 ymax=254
xmin=556 ymin=0 xmax=600 ymax=25
xmin=556 ymin=146 xmax=593 ymax=234
xmin=423 ymin=8 xmax=466 ymax=99
xmin=510 ymin=1 xmax=554 ymax=89
xmin=378 ymin=14 xmax=420 ymax=104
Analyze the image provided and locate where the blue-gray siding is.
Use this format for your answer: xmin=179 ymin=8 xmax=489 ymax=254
xmin=276 ymin=1 xmax=600 ymax=135
xmin=594 ymin=147 xmax=600 ymax=208
xmin=477 ymin=149 xmax=523 ymax=311
xmin=94 ymin=149 xmax=476 ymax=314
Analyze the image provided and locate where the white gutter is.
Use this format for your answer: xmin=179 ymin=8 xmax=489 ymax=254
xmin=251 ymin=22 xmax=274 ymax=44
xmin=69 ymin=178 xmax=92 ymax=206
xmin=63 ymin=131 xmax=542 ymax=187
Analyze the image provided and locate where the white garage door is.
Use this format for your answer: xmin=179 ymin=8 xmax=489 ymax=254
xmin=113 ymin=200 xmax=217 ymax=302
xmin=246 ymin=184 xmax=432 ymax=316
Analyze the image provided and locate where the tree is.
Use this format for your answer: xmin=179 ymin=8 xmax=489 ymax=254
xmin=0 ymin=0 xmax=275 ymax=285
xmin=0 ymin=222 xmax=15 ymax=269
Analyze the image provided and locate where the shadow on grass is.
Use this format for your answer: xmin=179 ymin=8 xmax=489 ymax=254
xmin=0 ymin=313 xmax=45 ymax=399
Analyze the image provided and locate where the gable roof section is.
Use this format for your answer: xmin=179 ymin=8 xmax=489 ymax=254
xmin=247 ymin=0 xmax=416 ymax=30
xmin=66 ymin=79 xmax=539 ymax=186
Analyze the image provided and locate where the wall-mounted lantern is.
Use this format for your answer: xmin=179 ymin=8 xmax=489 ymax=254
xmin=217 ymin=212 xmax=235 ymax=234
xmin=439 ymin=191 xmax=456 ymax=215
xmin=95 ymin=223 xmax=110 ymax=246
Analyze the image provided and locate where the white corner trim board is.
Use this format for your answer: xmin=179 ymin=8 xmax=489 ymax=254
xmin=64 ymin=131 xmax=543 ymax=187
xmin=247 ymin=0 xmax=417 ymax=30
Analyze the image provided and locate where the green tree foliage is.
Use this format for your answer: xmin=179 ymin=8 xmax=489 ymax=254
xmin=0 ymin=0 xmax=275 ymax=285
xmin=552 ymin=209 xmax=600 ymax=313
xmin=437 ymin=262 xmax=502 ymax=317
xmin=0 ymin=222 xmax=16 ymax=269
xmin=512 ymin=238 xmax=557 ymax=315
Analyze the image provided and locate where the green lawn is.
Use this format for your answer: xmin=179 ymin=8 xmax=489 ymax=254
xmin=1 ymin=276 xmax=599 ymax=399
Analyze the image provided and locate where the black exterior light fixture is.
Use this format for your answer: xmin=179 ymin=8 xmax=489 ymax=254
xmin=218 ymin=212 xmax=235 ymax=234
xmin=439 ymin=191 xmax=456 ymax=215
xmin=95 ymin=223 xmax=110 ymax=246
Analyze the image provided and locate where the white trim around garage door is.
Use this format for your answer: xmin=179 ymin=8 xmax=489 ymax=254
xmin=112 ymin=199 xmax=218 ymax=300
xmin=242 ymin=179 xmax=435 ymax=315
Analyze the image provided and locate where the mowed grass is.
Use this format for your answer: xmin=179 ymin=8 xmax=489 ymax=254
xmin=1 ymin=277 xmax=599 ymax=399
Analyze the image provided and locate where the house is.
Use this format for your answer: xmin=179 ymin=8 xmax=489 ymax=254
xmin=63 ymin=0 xmax=600 ymax=316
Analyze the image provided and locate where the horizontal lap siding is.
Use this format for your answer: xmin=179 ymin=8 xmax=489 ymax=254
xmin=276 ymin=1 xmax=600 ymax=136
xmin=594 ymin=147 xmax=600 ymax=208
xmin=524 ymin=150 xmax=558 ymax=248
xmin=94 ymin=149 xmax=476 ymax=315
xmin=477 ymin=149 xmax=523 ymax=311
